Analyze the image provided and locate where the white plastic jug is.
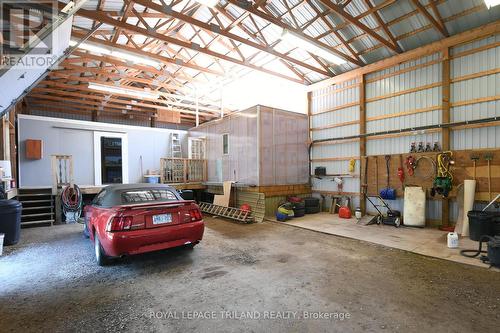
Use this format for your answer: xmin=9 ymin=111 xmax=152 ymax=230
xmin=447 ymin=232 xmax=459 ymax=248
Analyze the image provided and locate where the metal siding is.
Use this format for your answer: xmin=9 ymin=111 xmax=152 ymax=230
xmin=310 ymin=79 xmax=360 ymax=197
xmin=450 ymin=35 xmax=500 ymax=149
xmin=310 ymin=35 xmax=500 ymax=224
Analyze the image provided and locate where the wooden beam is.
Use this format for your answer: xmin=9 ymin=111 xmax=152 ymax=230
xmin=71 ymin=31 xmax=224 ymax=77
xmin=317 ymin=0 xmax=399 ymax=53
xmin=442 ymin=47 xmax=451 ymax=228
xmin=364 ymin=0 xmax=402 ymax=53
xmin=442 ymin=48 xmax=450 ymax=151
xmin=133 ymin=0 xmax=331 ymax=77
xmin=0 ymin=114 xmax=7 ymax=160
xmin=410 ymin=0 xmax=449 ymax=37
xmin=305 ymin=0 xmax=364 ymax=63
xmin=428 ymin=0 xmax=449 ymax=35
xmin=226 ymin=0 xmax=362 ymax=66
xmin=359 ymin=75 xmax=366 ymax=215
xmin=68 ymin=5 xmax=306 ymax=84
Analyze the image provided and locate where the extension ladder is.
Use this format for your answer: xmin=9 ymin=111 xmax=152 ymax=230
xmin=199 ymin=202 xmax=254 ymax=223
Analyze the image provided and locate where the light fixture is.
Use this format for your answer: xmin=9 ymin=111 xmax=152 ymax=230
xmin=69 ymin=39 xmax=162 ymax=68
xmin=88 ymin=83 xmax=160 ymax=100
xmin=484 ymin=0 xmax=500 ymax=8
xmin=194 ymin=0 xmax=219 ymax=7
xmin=281 ymin=29 xmax=347 ymax=65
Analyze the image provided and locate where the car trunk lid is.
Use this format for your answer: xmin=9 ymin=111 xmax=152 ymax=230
xmin=117 ymin=200 xmax=201 ymax=229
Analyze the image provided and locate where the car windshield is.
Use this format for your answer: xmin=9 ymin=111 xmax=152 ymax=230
xmin=121 ymin=189 xmax=178 ymax=204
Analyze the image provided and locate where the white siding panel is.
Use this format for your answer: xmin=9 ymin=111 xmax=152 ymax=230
xmin=452 ymin=125 xmax=500 ymax=150
xmin=366 ymin=132 xmax=442 ymax=155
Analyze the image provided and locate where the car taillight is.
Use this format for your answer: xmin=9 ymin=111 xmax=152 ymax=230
xmin=184 ymin=209 xmax=202 ymax=222
xmin=108 ymin=216 xmax=133 ymax=231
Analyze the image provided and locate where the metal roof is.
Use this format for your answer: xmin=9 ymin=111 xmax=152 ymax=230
xmin=25 ymin=0 xmax=500 ymax=126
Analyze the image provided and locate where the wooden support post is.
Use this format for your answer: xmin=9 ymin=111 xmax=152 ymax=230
xmin=441 ymin=47 xmax=451 ymax=227
xmin=0 ymin=115 xmax=6 ymax=160
xmin=307 ymin=91 xmax=313 ymax=181
xmin=9 ymin=106 xmax=17 ymax=181
xmin=359 ymin=75 xmax=367 ymax=215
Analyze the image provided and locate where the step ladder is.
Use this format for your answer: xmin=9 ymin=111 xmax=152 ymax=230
xmin=199 ymin=202 xmax=254 ymax=223
xmin=170 ymin=133 xmax=182 ymax=158
xmin=17 ymin=188 xmax=54 ymax=227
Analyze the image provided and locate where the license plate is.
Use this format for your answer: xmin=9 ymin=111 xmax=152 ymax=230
xmin=152 ymin=214 xmax=172 ymax=225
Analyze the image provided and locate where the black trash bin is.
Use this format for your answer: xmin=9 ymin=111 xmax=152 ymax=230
xmin=0 ymin=200 xmax=22 ymax=245
xmin=467 ymin=210 xmax=495 ymax=241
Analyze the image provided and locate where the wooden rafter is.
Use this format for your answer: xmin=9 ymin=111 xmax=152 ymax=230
xmin=364 ymin=0 xmax=402 ymax=53
xmin=68 ymin=5 xmax=306 ymax=84
xmin=133 ymin=0 xmax=331 ymax=77
xmin=226 ymin=0 xmax=363 ymax=66
xmin=305 ymin=0 xmax=363 ymax=63
xmin=316 ymin=0 xmax=399 ymax=53
xmin=410 ymin=0 xmax=449 ymax=37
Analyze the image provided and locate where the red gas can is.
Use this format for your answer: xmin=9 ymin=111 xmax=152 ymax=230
xmin=338 ymin=206 xmax=352 ymax=219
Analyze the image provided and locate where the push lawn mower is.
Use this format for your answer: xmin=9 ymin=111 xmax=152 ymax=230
xmin=364 ymin=194 xmax=401 ymax=227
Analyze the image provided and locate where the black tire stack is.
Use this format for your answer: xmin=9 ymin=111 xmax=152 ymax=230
xmin=304 ymin=197 xmax=320 ymax=214
xmin=287 ymin=197 xmax=305 ymax=217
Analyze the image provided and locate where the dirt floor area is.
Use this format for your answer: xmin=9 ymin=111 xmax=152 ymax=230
xmin=1 ymin=217 xmax=499 ymax=332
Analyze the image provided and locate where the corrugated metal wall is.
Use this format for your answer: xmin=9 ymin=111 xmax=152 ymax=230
xmin=310 ymin=78 xmax=361 ymax=208
xmin=309 ymin=34 xmax=500 ymax=222
xmin=451 ymin=34 xmax=500 ymax=150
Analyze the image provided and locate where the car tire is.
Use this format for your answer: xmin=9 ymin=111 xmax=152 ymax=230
xmin=290 ymin=201 xmax=305 ymax=210
xmin=305 ymin=206 xmax=320 ymax=214
xmin=304 ymin=197 xmax=320 ymax=208
xmin=83 ymin=219 xmax=90 ymax=238
xmin=186 ymin=242 xmax=198 ymax=249
xmin=94 ymin=232 xmax=110 ymax=266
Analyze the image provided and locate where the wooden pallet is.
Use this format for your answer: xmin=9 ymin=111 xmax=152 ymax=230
xmin=199 ymin=202 xmax=254 ymax=223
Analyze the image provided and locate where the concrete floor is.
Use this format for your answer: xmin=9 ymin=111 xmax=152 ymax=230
xmin=276 ymin=213 xmax=493 ymax=268
xmin=0 ymin=217 xmax=499 ymax=332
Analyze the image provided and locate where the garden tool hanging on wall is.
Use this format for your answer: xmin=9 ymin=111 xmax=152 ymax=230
xmin=397 ymin=154 xmax=405 ymax=191
xmin=380 ymin=155 xmax=396 ymax=200
xmin=431 ymin=151 xmax=454 ymax=198
xmin=405 ymin=155 xmax=416 ymax=176
xmin=348 ymin=158 xmax=356 ymax=174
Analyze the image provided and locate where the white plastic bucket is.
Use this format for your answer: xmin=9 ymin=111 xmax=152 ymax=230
xmin=0 ymin=233 xmax=4 ymax=256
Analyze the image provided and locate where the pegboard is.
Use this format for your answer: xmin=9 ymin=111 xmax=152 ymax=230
xmin=362 ymin=149 xmax=500 ymax=200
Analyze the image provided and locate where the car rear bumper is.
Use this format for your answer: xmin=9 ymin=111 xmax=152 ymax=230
xmin=102 ymin=220 xmax=204 ymax=257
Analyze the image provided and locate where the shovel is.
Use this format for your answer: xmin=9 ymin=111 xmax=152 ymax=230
xmin=380 ymin=155 xmax=396 ymax=200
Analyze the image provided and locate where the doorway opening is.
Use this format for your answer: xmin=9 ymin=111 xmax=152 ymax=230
xmin=100 ymin=137 xmax=122 ymax=184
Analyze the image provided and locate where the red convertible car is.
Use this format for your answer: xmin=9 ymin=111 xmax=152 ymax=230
xmin=83 ymin=184 xmax=204 ymax=266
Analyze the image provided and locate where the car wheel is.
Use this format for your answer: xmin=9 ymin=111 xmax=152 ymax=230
xmin=186 ymin=241 xmax=200 ymax=249
xmin=94 ymin=232 xmax=110 ymax=266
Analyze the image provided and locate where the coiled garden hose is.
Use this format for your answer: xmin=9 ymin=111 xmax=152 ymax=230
xmin=61 ymin=184 xmax=83 ymax=222
xmin=460 ymin=235 xmax=490 ymax=258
